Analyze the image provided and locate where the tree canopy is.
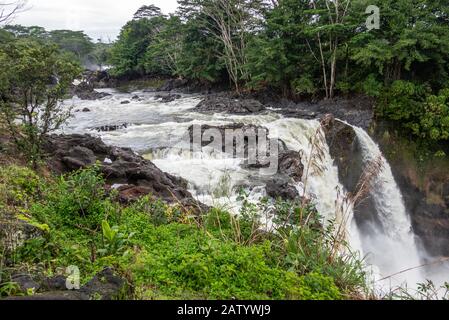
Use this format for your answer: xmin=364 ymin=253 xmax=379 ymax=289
xmin=108 ymin=1 xmax=449 ymax=143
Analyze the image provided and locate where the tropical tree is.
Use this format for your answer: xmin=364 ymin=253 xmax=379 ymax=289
xmin=110 ymin=8 xmax=166 ymax=77
xmin=49 ymin=30 xmax=94 ymax=63
xmin=0 ymin=40 xmax=81 ymax=165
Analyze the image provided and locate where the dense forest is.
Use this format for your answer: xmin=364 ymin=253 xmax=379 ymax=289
xmin=108 ymin=1 xmax=449 ymax=145
xmin=0 ymin=24 xmax=111 ymax=69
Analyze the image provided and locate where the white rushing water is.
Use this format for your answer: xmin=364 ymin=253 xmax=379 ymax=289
xmin=61 ymin=88 xmax=447 ymax=296
xmin=351 ymin=125 xmax=424 ymax=292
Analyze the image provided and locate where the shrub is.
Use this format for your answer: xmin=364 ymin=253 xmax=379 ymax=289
xmin=31 ymin=166 xmax=116 ymax=230
xmin=0 ymin=165 xmax=41 ymax=207
xmin=297 ymin=272 xmax=342 ymax=300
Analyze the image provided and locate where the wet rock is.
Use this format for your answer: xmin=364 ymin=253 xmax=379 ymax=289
xmin=82 ymin=108 xmax=91 ymax=113
xmin=121 ymin=100 xmax=131 ymax=105
xmin=131 ymin=95 xmax=140 ymax=100
xmin=266 ymin=179 xmax=299 ymax=200
xmin=278 ymin=151 xmax=304 ymax=182
xmin=154 ymin=93 xmax=181 ymax=103
xmin=395 ymin=173 xmax=449 ymax=257
xmin=82 ymin=70 xmax=114 ymax=88
xmin=188 ymin=123 xmax=286 ymax=157
xmin=194 ymin=95 xmax=266 ymax=114
xmin=157 ymin=78 xmax=218 ymax=94
xmin=322 ymin=116 xmax=361 ymax=189
xmin=73 ymin=82 xmax=111 ymax=101
xmin=43 ymin=134 xmax=201 ymax=207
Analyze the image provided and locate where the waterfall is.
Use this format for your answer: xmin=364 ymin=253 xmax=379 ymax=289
xmin=350 ymin=125 xmax=423 ymax=291
xmin=62 ymin=89 xmax=435 ymax=294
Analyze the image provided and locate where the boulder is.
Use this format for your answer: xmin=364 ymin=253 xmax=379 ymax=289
xmin=194 ymin=95 xmax=266 ymax=114
xmin=274 ymin=95 xmax=375 ymax=129
xmin=73 ymin=82 xmax=111 ymax=101
xmin=120 ymin=100 xmax=131 ymax=105
xmin=154 ymin=93 xmax=182 ymax=103
xmin=278 ymin=150 xmax=304 ymax=182
xmin=43 ymin=134 xmax=201 ymax=208
xmin=266 ymin=179 xmax=299 ymax=201
xmin=62 ymin=146 xmax=97 ymax=170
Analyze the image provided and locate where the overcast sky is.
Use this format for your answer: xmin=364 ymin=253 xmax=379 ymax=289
xmin=13 ymin=0 xmax=179 ymax=41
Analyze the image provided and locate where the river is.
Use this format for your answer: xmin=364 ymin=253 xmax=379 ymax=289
xmin=60 ymin=88 xmax=448 ymax=298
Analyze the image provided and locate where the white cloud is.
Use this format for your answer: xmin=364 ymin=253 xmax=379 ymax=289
xmin=13 ymin=0 xmax=179 ymax=41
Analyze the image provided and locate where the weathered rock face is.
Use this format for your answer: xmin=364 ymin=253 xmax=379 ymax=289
xmin=322 ymin=116 xmax=362 ymax=190
xmin=324 ymin=117 xmax=449 ymax=257
xmin=194 ymin=95 xmax=266 ymax=114
xmin=397 ymin=174 xmax=449 ymax=256
xmin=322 ymin=116 xmax=382 ymax=234
xmin=278 ymin=151 xmax=304 ymax=183
xmin=158 ymin=78 xmax=189 ymax=92
xmin=372 ymin=122 xmax=449 ymax=257
xmin=43 ymin=134 xmax=202 ymax=209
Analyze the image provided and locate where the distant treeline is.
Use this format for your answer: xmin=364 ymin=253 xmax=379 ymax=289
xmin=109 ymin=1 xmax=449 ymax=144
xmin=0 ymin=24 xmax=111 ymax=70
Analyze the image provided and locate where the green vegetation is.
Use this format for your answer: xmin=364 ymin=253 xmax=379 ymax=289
xmin=107 ymin=1 xmax=449 ymax=146
xmin=0 ymin=165 xmax=366 ymax=300
xmin=0 ymin=39 xmax=81 ymax=165
xmin=1 ymin=24 xmax=112 ymax=68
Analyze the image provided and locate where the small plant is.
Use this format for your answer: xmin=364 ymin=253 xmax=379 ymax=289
xmin=98 ymin=220 xmax=134 ymax=257
xmin=0 ymin=281 xmax=21 ymax=297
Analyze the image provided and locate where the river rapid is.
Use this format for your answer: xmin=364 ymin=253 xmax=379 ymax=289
xmin=60 ymin=88 xmax=449 ymax=297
